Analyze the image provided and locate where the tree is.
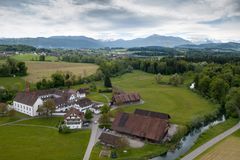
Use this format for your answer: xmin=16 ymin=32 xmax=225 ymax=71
xmin=198 ymin=76 xmax=211 ymax=96
xmin=210 ymin=78 xmax=229 ymax=104
xmin=16 ymin=62 xmax=27 ymax=76
xmin=155 ymin=73 xmax=163 ymax=84
xmin=99 ymin=113 xmax=111 ymax=128
xmin=0 ymin=103 xmax=8 ymax=116
xmin=39 ymin=55 xmax=45 ymax=61
xmin=42 ymin=99 xmax=55 ymax=116
xmin=89 ymin=82 xmax=97 ymax=91
xmin=100 ymin=105 xmax=110 ymax=114
xmin=51 ymin=72 xmax=65 ymax=87
xmin=168 ymin=73 xmax=184 ymax=86
xmin=104 ymin=75 xmax=112 ymax=88
xmin=225 ymin=87 xmax=240 ymax=118
xmin=84 ymin=109 xmax=93 ymax=121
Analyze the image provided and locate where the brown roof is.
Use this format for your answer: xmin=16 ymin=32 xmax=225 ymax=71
xmin=99 ymin=133 xmax=123 ymax=147
xmin=112 ymin=93 xmax=141 ymax=104
xmin=64 ymin=107 xmax=84 ymax=119
xmin=14 ymin=89 xmax=75 ymax=106
xmin=112 ymin=111 xmax=169 ymax=142
xmin=134 ymin=109 xmax=171 ymax=120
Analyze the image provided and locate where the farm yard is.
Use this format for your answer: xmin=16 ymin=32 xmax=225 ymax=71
xmin=196 ymin=130 xmax=240 ymax=160
xmin=0 ymin=117 xmax=91 ymax=160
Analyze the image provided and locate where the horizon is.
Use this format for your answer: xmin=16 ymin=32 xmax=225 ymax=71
xmin=0 ymin=0 xmax=239 ymax=42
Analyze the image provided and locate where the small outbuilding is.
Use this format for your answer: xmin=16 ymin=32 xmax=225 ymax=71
xmin=99 ymin=132 xmax=126 ymax=148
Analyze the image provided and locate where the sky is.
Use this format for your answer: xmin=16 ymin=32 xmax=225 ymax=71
xmin=0 ymin=0 xmax=239 ymax=42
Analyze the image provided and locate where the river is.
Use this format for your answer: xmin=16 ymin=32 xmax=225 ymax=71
xmin=151 ymin=115 xmax=226 ymax=160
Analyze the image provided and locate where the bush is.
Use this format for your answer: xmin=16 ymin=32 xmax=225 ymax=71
xmin=59 ymin=124 xmax=71 ymax=134
xmin=98 ymin=88 xmax=112 ymax=93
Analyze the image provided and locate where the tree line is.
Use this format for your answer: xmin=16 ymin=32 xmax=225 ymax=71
xmin=0 ymin=58 xmax=27 ymax=77
xmin=194 ymin=63 xmax=240 ymax=118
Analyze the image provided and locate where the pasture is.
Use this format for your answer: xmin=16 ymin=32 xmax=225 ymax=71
xmin=23 ymin=61 xmax=98 ymax=83
xmin=110 ymin=71 xmax=219 ymax=125
xmin=0 ymin=117 xmax=91 ymax=160
xmin=11 ymin=53 xmax=58 ymax=61
xmin=196 ymin=130 xmax=240 ymax=160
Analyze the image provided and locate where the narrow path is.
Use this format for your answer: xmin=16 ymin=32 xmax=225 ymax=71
xmin=100 ymin=93 xmax=110 ymax=103
xmin=83 ymin=115 xmax=102 ymax=160
xmin=0 ymin=118 xmax=34 ymax=127
xmin=8 ymin=123 xmax=58 ymax=130
xmin=181 ymin=121 xmax=240 ymax=160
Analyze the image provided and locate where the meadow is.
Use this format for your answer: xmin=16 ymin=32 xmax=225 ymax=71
xmin=23 ymin=61 xmax=98 ymax=83
xmin=88 ymin=70 xmax=220 ymax=159
xmin=196 ymin=130 xmax=240 ymax=160
xmin=0 ymin=117 xmax=91 ymax=160
xmin=109 ymin=71 xmax=219 ymax=125
xmin=12 ymin=53 xmax=58 ymax=61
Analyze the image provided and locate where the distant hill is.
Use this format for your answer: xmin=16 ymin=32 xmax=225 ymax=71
xmin=0 ymin=35 xmax=192 ymax=49
xmin=177 ymin=42 xmax=240 ymax=51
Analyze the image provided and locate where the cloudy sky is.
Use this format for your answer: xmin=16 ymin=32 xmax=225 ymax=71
xmin=0 ymin=0 xmax=239 ymax=42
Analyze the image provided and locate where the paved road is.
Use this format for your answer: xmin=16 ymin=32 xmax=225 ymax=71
xmin=181 ymin=121 xmax=240 ymax=160
xmin=83 ymin=115 xmax=102 ymax=160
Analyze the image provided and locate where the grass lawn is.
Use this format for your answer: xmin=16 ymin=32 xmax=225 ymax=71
xmin=0 ymin=125 xmax=90 ymax=160
xmin=196 ymin=130 xmax=240 ymax=160
xmin=23 ymin=61 xmax=99 ymax=83
xmin=0 ymin=112 xmax=30 ymax=125
xmin=11 ymin=53 xmax=58 ymax=61
xmin=181 ymin=118 xmax=239 ymax=157
xmin=110 ymin=71 xmax=219 ymax=125
xmin=15 ymin=116 xmax=64 ymax=127
xmin=0 ymin=77 xmax=26 ymax=90
xmin=90 ymin=143 xmax=169 ymax=160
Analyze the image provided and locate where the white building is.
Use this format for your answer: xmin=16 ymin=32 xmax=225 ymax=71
xmin=13 ymin=89 xmax=86 ymax=117
xmin=13 ymin=88 xmax=104 ymax=117
xmin=64 ymin=108 xmax=84 ymax=129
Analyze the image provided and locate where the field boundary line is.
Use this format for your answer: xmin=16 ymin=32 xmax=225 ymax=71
xmin=7 ymin=123 xmax=58 ymax=130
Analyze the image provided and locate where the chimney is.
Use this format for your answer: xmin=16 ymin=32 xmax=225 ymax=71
xmin=25 ymin=81 xmax=30 ymax=93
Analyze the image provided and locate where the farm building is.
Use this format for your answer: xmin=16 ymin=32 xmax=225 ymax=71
xmin=112 ymin=109 xmax=170 ymax=142
xmin=13 ymin=88 xmax=103 ymax=116
xmin=111 ymin=92 xmax=141 ymax=105
xmin=99 ymin=132 xmax=125 ymax=148
xmin=64 ymin=107 xmax=84 ymax=129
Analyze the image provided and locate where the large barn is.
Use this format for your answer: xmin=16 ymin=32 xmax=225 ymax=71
xmin=112 ymin=109 xmax=170 ymax=142
xmin=111 ymin=92 xmax=141 ymax=105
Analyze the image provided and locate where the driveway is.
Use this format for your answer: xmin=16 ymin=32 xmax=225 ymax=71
xmin=83 ymin=115 xmax=102 ymax=160
xmin=181 ymin=122 xmax=240 ymax=160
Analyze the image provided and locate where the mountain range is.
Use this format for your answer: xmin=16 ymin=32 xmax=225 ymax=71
xmin=0 ymin=35 xmax=239 ymax=51
xmin=0 ymin=35 xmax=192 ymax=49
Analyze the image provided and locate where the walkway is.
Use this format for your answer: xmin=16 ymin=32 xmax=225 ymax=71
xmin=8 ymin=123 xmax=58 ymax=130
xmin=83 ymin=115 xmax=102 ymax=160
xmin=181 ymin=121 xmax=240 ymax=160
xmin=0 ymin=118 xmax=33 ymax=127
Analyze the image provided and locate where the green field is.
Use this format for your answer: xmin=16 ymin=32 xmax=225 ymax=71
xmin=24 ymin=61 xmax=98 ymax=83
xmin=12 ymin=53 xmax=58 ymax=61
xmin=0 ymin=77 xmax=26 ymax=90
xmin=0 ymin=117 xmax=91 ymax=160
xmin=196 ymin=130 xmax=240 ymax=160
xmin=110 ymin=71 xmax=219 ymax=125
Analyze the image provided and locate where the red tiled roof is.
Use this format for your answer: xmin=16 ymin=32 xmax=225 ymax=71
xmin=14 ymin=89 xmax=75 ymax=106
xmin=112 ymin=111 xmax=169 ymax=142
xmin=64 ymin=107 xmax=84 ymax=119
xmin=112 ymin=93 xmax=141 ymax=104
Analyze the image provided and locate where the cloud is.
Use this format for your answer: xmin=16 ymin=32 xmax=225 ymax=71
xmin=0 ymin=0 xmax=239 ymax=42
